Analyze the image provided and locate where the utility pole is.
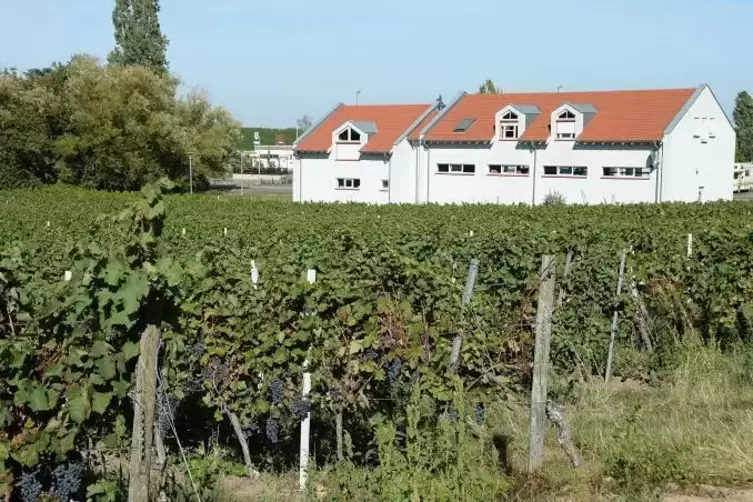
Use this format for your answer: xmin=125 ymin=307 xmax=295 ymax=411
xmin=189 ymin=155 xmax=194 ymax=195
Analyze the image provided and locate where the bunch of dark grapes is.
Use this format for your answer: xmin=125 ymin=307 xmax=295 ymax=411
xmin=19 ymin=469 xmax=42 ymax=502
xmin=156 ymin=391 xmax=181 ymax=438
xmin=270 ymin=380 xmax=284 ymax=404
xmin=289 ymin=399 xmax=311 ymax=421
xmin=190 ymin=342 xmax=206 ymax=357
xmin=266 ymin=418 xmax=280 ymax=443
xmin=386 ymin=358 xmax=403 ymax=389
xmin=363 ymin=348 xmax=379 ymax=361
xmin=475 ymin=403 xmax=485 ymax=426
xmin=51 ymin=460 xmax=84 ymax=502
xmin=243 ymin=421 xmax=260 ymax=439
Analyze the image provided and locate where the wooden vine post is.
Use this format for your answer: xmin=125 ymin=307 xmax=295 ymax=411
xmin=605 ymin=250 xmax=628 ymax=383
xmin=528 ymin=255 xmax=556 ymax=473
xmin=450 ymin=259 xmax=480 ymax=371
xmin=128 ymin=324 xmax=161 ymax=502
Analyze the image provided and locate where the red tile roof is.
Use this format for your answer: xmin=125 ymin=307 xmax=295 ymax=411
xmin=423 ymin=88 xmax=697 ymax=143
xmin=296 ymin=104 xmax=433 ymax=153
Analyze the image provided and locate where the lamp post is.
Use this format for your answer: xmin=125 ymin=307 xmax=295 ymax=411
xmin=356 ymin=89 xmax=361 ymax=105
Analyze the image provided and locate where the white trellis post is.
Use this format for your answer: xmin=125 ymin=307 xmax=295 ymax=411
xmin=299 ymin=269 xmax=316 ymax=490
xmin=687 ymin=233 xmax=693 ymax=258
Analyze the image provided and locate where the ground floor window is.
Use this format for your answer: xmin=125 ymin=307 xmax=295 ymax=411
xmin=489 ymin=164 xmax=530 ymax=175
xmin=437 ymin=163 xmax=475 ymax=174
xmin=336 ymin=178 xmax=361 ymax=189
xmin=543 ymin=166 xmax=588 ymax=177
xmin=602 ymin=167 xmax=650 ymax=179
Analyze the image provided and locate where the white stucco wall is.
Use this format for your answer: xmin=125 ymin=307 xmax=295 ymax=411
xmin=295 ymin=154 xmax=390 ymax=203
xmin=661 ymin=87 xmax=735 ymax=202
xmin=425 ymin=140 xmax=657 ymax=205
xmin=387 ymin=140 xmax=417 ymax=203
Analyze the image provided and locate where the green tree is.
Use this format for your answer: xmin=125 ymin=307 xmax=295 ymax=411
xmin=109 ymin=0 xmax=169 ymax=74
xmin=733 ymin=90 xmax=753 ymax=162
xmin=478 ymin=79 xmax=499 ymax=94
xmin=55 ymin=56 xmax=238 ymax=191
xmin=0 ymin=71 xmax=60 ymax=187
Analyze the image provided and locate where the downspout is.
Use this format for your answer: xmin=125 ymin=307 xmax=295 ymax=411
xmin=387 ymin=155 xmax=392 ymax=204
xmin=426 ymin=145 xmax=431 ymax=203
xmin=415 ymin=142 xmax=420 ymax=203
xmin=653 ymin=141 xmax=663 ymax=203
xmin=530 ymin=144 xmax=538 ymax=206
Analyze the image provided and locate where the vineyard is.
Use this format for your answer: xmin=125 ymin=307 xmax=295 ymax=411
xmin=1 ymin=184 xmax=752 ymax=500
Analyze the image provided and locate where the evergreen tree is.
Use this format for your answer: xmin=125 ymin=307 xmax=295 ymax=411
xmin=108 ymin=0 xmax=169 ymax=75
xmin=733 ymin=91 xmax=753 ymax=162
xmin=478 ymin=79 xmax=499 ymax=94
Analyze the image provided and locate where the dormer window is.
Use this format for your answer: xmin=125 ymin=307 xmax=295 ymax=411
xmin=337 ymin=128 xmax=361 ymax=143
xmin=499 ymin=111 xmax=519 ymax=140
xmin=556 ymin=110 xmax=577 ymax=140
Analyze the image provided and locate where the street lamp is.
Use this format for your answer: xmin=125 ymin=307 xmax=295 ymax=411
xmin=356 ymin=90 xmax=361 ymax=105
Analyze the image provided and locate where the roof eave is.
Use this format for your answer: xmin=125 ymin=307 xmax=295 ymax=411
xmin=293 ymin=102 xmax=345 ymax=149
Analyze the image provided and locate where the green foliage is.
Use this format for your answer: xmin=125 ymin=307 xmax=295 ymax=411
xmin=478 ymin=79 xmax=499 ymax=94
xmin=237 ymin=127 xmax=298 ymax=150
xmin=1 ymin=185 xmax=752 ymax=496
xmin=0 ymin=56 xmax=240 ymax=191
xmin=542 ymin=191 xmax=566 ymax=205
xmin=733 ymin=90 xmax=753 ymax=162
xmin=109 ymin=0 xmax=169 ymax=75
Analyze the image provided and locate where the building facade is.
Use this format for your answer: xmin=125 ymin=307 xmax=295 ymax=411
xmin=293 ymin=85 xmax=735 ymax=204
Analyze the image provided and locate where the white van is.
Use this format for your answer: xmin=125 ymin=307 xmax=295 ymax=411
xmin=733 ymin=163 xmax=753 ymax=193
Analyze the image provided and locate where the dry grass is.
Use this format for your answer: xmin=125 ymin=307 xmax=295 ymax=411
xmin=492 ymin=343 xmax=753 ymax=500
xmin=214 ymin=473 xmax=302 ymax=502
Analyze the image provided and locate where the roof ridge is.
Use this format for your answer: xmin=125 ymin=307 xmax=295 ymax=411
xmin=467 ymin=87 xmax=697 ymax=98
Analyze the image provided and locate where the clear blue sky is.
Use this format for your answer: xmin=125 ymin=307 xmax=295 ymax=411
xmin=1 ymin=0 xmax=750 ymax=127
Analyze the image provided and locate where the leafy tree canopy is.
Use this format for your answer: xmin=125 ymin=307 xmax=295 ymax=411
xmin=733 ymin=90 xmax=753 ymax=162
xmin=0 ymin=56 xmax=240 ymax=191
xmin=108 ymin=0 xmax=169 ymax=75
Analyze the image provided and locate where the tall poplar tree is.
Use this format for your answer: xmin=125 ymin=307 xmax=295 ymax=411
xmin=108 ymin=0 xmax=169 ymax=75
xmin=733 ymin=91 xmax=753 ymax=163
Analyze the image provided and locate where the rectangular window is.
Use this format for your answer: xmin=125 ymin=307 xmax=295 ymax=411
xmin=543 ymin=166 xmax=588 ymax=177
xmin=501 ymin=124 xmax=519 ymax=139
xmin=602 ymin=167 xmax=650 ymax=179
xmin=556 ymin=119 xmax=577 ymax=140
xmin=336 ymin=177 xmax=361 ymax=189
xmin=489 ymin=165 xmax=529 ymax=175
xmin=381 ymin=179 xmax=389 ymax=190
xmin=439 ymin=163 xmax=475 ymax=174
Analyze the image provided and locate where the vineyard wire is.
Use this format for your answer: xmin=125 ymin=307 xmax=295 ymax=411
xmin=155 ymin=372 xmax=202 ymax=502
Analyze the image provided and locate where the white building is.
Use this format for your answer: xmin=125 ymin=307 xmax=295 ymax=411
xmin=248 ymin=144 xmax=295 ymax=172
xmin=293 ymin=85 xmax=735 ymax=204
xmin=734 ymin=163 xmax=753 ymax=192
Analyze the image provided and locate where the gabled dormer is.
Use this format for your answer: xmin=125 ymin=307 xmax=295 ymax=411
xmin=551 ymin=103 xmax=597 ymax=141
xmin=332 ymin=121 xmax=376 ymax=160
xmin=494 ymin=105 xmax=540 ymax=141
